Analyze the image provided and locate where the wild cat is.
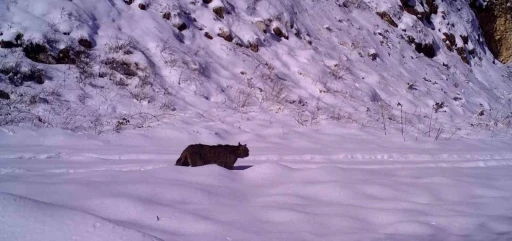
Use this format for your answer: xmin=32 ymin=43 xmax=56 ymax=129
xmin=175 ymin=142 xmax=249 ymax=170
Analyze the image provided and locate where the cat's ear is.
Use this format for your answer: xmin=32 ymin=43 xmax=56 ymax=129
xmin=238 ymin=142 xmax=241 ymax=146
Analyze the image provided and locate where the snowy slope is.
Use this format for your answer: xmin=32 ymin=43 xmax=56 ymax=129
xmin=1 ymin=0 xmax=511 ymax=135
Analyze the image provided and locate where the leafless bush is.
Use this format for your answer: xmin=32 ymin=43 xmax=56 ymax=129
xmin=42 ymin=31 xmax=59 ymax=49
xmin=263 ymin=80 xmax=287 ymax=105
xmin=327 ymin=61 xmax=350 ymax=80
xmin=114 ymin=117 xmax=130 ymax=133
xmin=160 ymin=99 xmax=176 ymax=111
xmin=77 ymin=91 xmax=91 ymax=105
xmin=111 ymin=77 xmax=130 ymax=87
xmin=74 ymin=48 xmax=94 ymax=84
xmin=234 ymin=88 xmax=251 ymax=109
xmin=129 ymin=112 xmax=164 ymax=129
xmin=59 ymin=105 xmax=86 ymax=131
xmin=293 ymin=101 xmax=321 ymax=127
xmin=136 ymin=72 xmax=153 ymax=89
xmin=105 ymin=35 xmax=136 ymax=54
xmin=101 ymin=57 xmax=139 ymax=77
xmin=128 ymin=89 xmax=153 ymax=103
xmin=329 ymin=106 xmax=356 ymax=123
xmin=157 ymin=36 xmax=175 ymax=55
xmin=293 ymin=110 xmax=320 ymax=127
xmin=1 ymin=61 xmax=45 ymax=86
xmin=434 ymin=127 xmax=443 ymax=141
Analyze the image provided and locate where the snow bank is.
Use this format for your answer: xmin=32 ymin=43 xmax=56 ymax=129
xmin=1 ymin=126 xmax=512 ymax=240
xmin=0 ymin=192 xmax=162 ymax=241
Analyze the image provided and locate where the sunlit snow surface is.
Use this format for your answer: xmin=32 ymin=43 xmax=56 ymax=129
xmin=1 ymin=125 xmax=512 ymax=241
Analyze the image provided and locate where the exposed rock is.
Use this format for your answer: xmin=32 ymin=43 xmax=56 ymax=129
xmin=272 ymin=26 xmax=288 ymax=40
xmin=456 ymin=46 xmax=470 ymax=65
xmin=26 ymin=68 xmax=45 ymax=84
xmin=204 ymin=32 xmax=213 ymax=40
xmin=14 ymin=32 xmax=24 ymax=45
xmin=0 ymin=90 xmax=9 ymax=100
xmin=217 ymin=30 xmax=234 ymax=42
xmin=203 ymin=0 xmax=212 ymax=4
xmin=425 ymin=0 xmax=438 ymax=15
xmin=174 ymin=23 xmax=188 ymax=32
xmin=247 ymin=41 xmax=259 ymax=52
xmin=23 ymin=43 xmax=56 ymax=64
xmin=399 ymin=0 xmax=429 ymax=21
xmin=234 ymin=41 xmax=244 ymax=48
xmin=468 ymin=47 xmax=476 ymax=56
xmin=123 ymin=0 xmax=134 ymax=5
xmin=255 ymin=21 xmax=267 ymax=32
xmin=414 ymin=41 xmax=436 ymax=58
xmin=78 ymin=38 xmax=94 ymax=49
xmin=442 ymin=32 xmax=456 ymax=51
xmin=138 ymin=3 xmax=146 ymax=10
xmin=400 ymin=0 xmax=419 ymax=16
xmin=460 ymin=35 xmax=469 ymax=45
xmin=102 ymin=58 xmax=138 ymax=77
xmin=56 ymin=47 xmax=76 ymax=65
xmin=213 ymin=6 xmax=224 ymax=19
xmin=368 ymin=52 xmax=379 ymax=61
xmin=163 ymin=12 xmax=171 ymax=20
xmin=470 ymin=0 xmax=512 ymax=63
xmin=376 ymin=11 xmax=398 ymax=28
xmin=0 ymin=40 xmax=20 ymax=49
xmin=405 ymin=35 xmax=416 ymax=45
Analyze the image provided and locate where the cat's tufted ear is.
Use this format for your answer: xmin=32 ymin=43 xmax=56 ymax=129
xmin=238 ymin=142 xmax=241 ymax=146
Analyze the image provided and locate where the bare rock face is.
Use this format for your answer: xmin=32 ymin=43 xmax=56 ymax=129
xmin=442 ymin=32 xmax=456 ymax=51
xmin=272 ymin=26 xmax=288 ymax=40
xmin=376 ymin=11 xmax=398 ymax=28
xmin=138 ymin=3 xmax=146 ymax=10
xmin=217 ymin=30 xmax=234 ymax=42
xmin=163 ymin=12 xmax=171 ymax=20
xmin=247 ymin=41 xmax=259 ymax=52
xmin=254 ymin=21 xmax=267 ymax=33
xmin=78 ymin=38 xmax=94 ymax=49
xmin=213 ymin=7 xmax=224 ymax=19
xmin=470 ymin=0 xmax=512 ymax=63
xmin=456 ymin=46 xmax=470 ymax=65
xmin=173 ymin=23 xmax=188 ymax=32
xmin=0 ymin=90 xmax=9 ymax=100
xmin=414 ymin=41 xmax=436 ymax=58
xmin=0 ymin=40 xmax=20 ymax=49
xmin=204 ymin=32 xmax=213 ymax=39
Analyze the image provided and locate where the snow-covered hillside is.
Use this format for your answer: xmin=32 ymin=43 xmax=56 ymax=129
xmin=1 ymin=0 xmax=511 ymax=135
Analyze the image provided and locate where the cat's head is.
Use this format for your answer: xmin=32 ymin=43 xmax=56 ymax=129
xmin=237 ymin=142 xmax=249 ymax=158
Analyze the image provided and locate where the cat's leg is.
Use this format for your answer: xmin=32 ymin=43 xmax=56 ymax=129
xmin=188 ymin=153 xmax=203 ymax=167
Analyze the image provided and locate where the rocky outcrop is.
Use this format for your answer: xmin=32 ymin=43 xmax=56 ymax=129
xmin=0 ymin=90 xmax=10 ymax=100
xmin=376 ymin=11 xmax=398 ymax=28
xmin=470 ymin=0 xmax=512 ymax=63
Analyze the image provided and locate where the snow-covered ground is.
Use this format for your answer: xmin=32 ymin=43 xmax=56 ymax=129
xmin=1 ymin=124 xmax=512 ymax=241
